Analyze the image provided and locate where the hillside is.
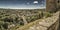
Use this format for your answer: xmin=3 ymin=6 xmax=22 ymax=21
xmin=0 ymin=9 xmax=52 ymax=30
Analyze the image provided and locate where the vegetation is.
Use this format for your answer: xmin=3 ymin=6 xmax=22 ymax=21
xmin=0 ymin=9 xmax=52 ymax=30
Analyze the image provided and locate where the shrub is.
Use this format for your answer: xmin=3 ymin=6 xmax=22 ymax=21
xmin=44 ymin=12 xmax=52 ymax=18
xmin=3 ymin=17 xmax=13 ymax=22
xmin=2 ymin=22 xmax=9 ymax=29
xmin=0 ymin=15 xmax=2 ymax=18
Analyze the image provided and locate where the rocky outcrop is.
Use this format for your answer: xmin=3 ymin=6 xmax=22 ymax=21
xmin=17 ymin=11 xmax=59 ymax=30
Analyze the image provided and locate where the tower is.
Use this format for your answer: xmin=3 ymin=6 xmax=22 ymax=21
xmin=57 ymin=0 xmax=60 ymax=10
xmin=46 ymin=0 xmax=57 ymax=12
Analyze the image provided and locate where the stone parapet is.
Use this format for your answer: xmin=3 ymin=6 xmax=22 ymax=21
xmin=17 ymin=11 xmax=59 ymax=30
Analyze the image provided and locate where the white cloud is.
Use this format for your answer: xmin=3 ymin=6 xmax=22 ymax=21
xmin=33 ymin=1 xmax=38 ymax=4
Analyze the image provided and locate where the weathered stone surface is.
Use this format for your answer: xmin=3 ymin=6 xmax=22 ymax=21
xmin=46 ymin=0 xmax=57 ymax=12
xmin=17 ymin=11 xmax=59 ymax=30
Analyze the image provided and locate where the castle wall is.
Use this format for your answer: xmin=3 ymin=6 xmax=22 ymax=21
xmin=17 ymin=11 xmax=59 ymax=30
xmin=46 ymin=0 xmax=57 ymax=12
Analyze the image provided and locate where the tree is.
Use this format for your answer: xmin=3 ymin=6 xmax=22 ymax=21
xmin=3 ymin=22 xmax=9 ymax=29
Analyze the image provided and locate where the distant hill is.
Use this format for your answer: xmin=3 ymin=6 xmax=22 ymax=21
xmin=0 ymin=8 xmax=45 ymax=11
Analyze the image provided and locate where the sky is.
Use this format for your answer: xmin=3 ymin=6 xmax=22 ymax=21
xmin=0 ymin=0 xmax=46 ymax=9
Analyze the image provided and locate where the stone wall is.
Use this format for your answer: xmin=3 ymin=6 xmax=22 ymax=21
xmin=46 ymin=0 xmax=57 ymax=12
xmin=17 ymin=11 xmax=59 ymax=30
xmin=57 ymin=0 xmax=60 ymax=10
